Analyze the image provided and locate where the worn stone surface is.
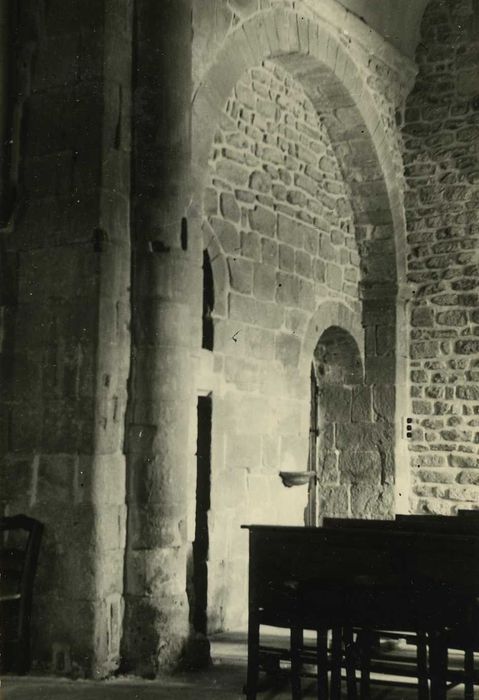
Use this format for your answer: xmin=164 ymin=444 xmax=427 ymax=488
xmin=350 ymin=484 xmax=395 ymax=519
xmin=205 ymin=61 xmax=359 ymax=313
xmin=122 ymin=0 xmax=194 ymax=678
xmin=403 ymin=0 xmax=479 ymax=515
xmin=0 ymin=0 xmax=132 ymax=678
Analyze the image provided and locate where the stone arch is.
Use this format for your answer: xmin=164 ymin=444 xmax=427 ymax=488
xmin=192 ymin=6 xmax=404 ymax=293
xmin=301 ymin=300 xmax=364 ymax=379
xmin=303 ymin=304 xmax=394 ymax=521
xmin=193 ymin=13 xmax=407 ymax=486
xmin=313 ymin=325 xmax=363 ymax=387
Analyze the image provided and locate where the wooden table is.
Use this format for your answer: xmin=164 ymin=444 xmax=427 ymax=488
xmin=242 ymin=523 xmax=479 ymax=700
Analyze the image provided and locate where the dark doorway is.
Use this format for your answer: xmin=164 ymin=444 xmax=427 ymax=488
xmin=192 ymin=394 xmax=212 ymax=635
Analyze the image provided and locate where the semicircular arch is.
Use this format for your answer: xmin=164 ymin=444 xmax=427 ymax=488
xmin=192 ymin=6 xmax=406 ymax=292
xmin=300 ymin=300 xmax=364 ymax=378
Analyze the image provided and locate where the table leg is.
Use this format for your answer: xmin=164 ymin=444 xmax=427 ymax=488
xmin=344 ymin=627 xmax=358 ymax=700
xmin=317 ymin=628 xmax=329 ymax=700
xmin=359 ymin=629 xmax=372 ymax=700
xmin=429 ymin=630 xmax=447 ymax=700
xmin=245 ymin=613 xmax=260 ymax=700
xmin=291 ymin=626 xmax=303 ymax=700
xmin=464 ymin=647 xmax=474 ymax=700
xmin=331 ymin=627 xmax=342 ymax=700
xmin=417 ymin=631 xmax=429 ymax=700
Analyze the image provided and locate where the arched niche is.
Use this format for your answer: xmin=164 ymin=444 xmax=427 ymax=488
xmin=313 ymin=325 xmax=363 ymax=387
xmin=309 ymin=325 xmax=365 ymax=522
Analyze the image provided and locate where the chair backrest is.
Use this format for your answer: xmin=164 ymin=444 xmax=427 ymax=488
xmin=323 ymin=517 xmax=395 ymax=530
xmin=322 ymin=515 xmax=479 ymax=594
xmin=395 ymin=513 xmax=479 ymax=535
xmin=324 ymin=514 xmax=479 ymax=535
xmin=0 ymin=514 xmax=43 ymax=635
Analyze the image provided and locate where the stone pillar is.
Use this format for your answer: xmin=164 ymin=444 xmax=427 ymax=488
xmin=122 ymin=0 xmax=196 ymax=675
xmin=0 ymin=0 xmax=12 ymax=223
xmin=0 ymin=0 xmax=132 ymax=677
xmin=0 ymin=0 xmax=13 ymax=457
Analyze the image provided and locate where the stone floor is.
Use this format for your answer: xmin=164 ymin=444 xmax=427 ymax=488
xmin=0 ymin=631 xmax=468 ymax=699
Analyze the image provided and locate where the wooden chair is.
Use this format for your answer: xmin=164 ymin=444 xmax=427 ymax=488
xmin=396 ymin=514 xmax=479 ymax=700
xmin=244 ymin=575 xmax=351 ymax=700
xmin=0 ymin=514 xmax=43 ymax=674
xmin=322 ymin=517 xmax=442 ymax=700
xmin=243 ymin=525 xmax=359 ymax=700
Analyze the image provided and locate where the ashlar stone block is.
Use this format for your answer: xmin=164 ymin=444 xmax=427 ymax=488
xmin=253 ymin=263 xmax=276 ymax=301
xmin=350 ymin=484 xmax=394 ymax=518
xmin=339 ymin=448 xmax=382 ymax=485
xmin=228 ymin=257 xmax=253 ymax=294
xmin=275 ymin=332 xmax=301 ymax=367
xmin=351 ymin=385 xmax=372 ymax=422
xmin=372 ymin=385 xmax=395 ymax=422
xmin=220 ymin=192 xmax=241 ymax=222
xmin=248 ymin=204 xmax=276 ymax=236
xmin=318 ymin=486 xmax=349 ymax=518
xmin=319 ymin=385 xmax=352 ymax=423
xmin=276 ymin=271 xmax=299 ymax=305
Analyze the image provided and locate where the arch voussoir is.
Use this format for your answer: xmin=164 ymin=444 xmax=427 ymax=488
xmin=272 ymin=8 xmax=297 ymax=54
xmin=204 ymin=51 xmax=246 ymax=109
xmin=234 ymin=21 xmax=261 ymax=66
xmin=261 ymin=9 xmax=283 ymax=56
xmin=193 ymin=4 xmax=404 ymax=295
xmin=297 ymin=15 xmax=311 ymax=54
xmin=301 ymin=300 xmax=364 ymax=378
xmin=242 ymin=15 xmax=270 ymax=60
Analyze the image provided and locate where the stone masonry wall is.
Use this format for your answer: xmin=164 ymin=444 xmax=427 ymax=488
xmin=191 ymin=0 xmax=419 ymax=518
xmin=403 ymin=0 xmax=479 ymax=514
xmin=0 ymin=0 xmax=133 ymax=676
xmin=203 ymin=60 xmax=363 ymax=631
